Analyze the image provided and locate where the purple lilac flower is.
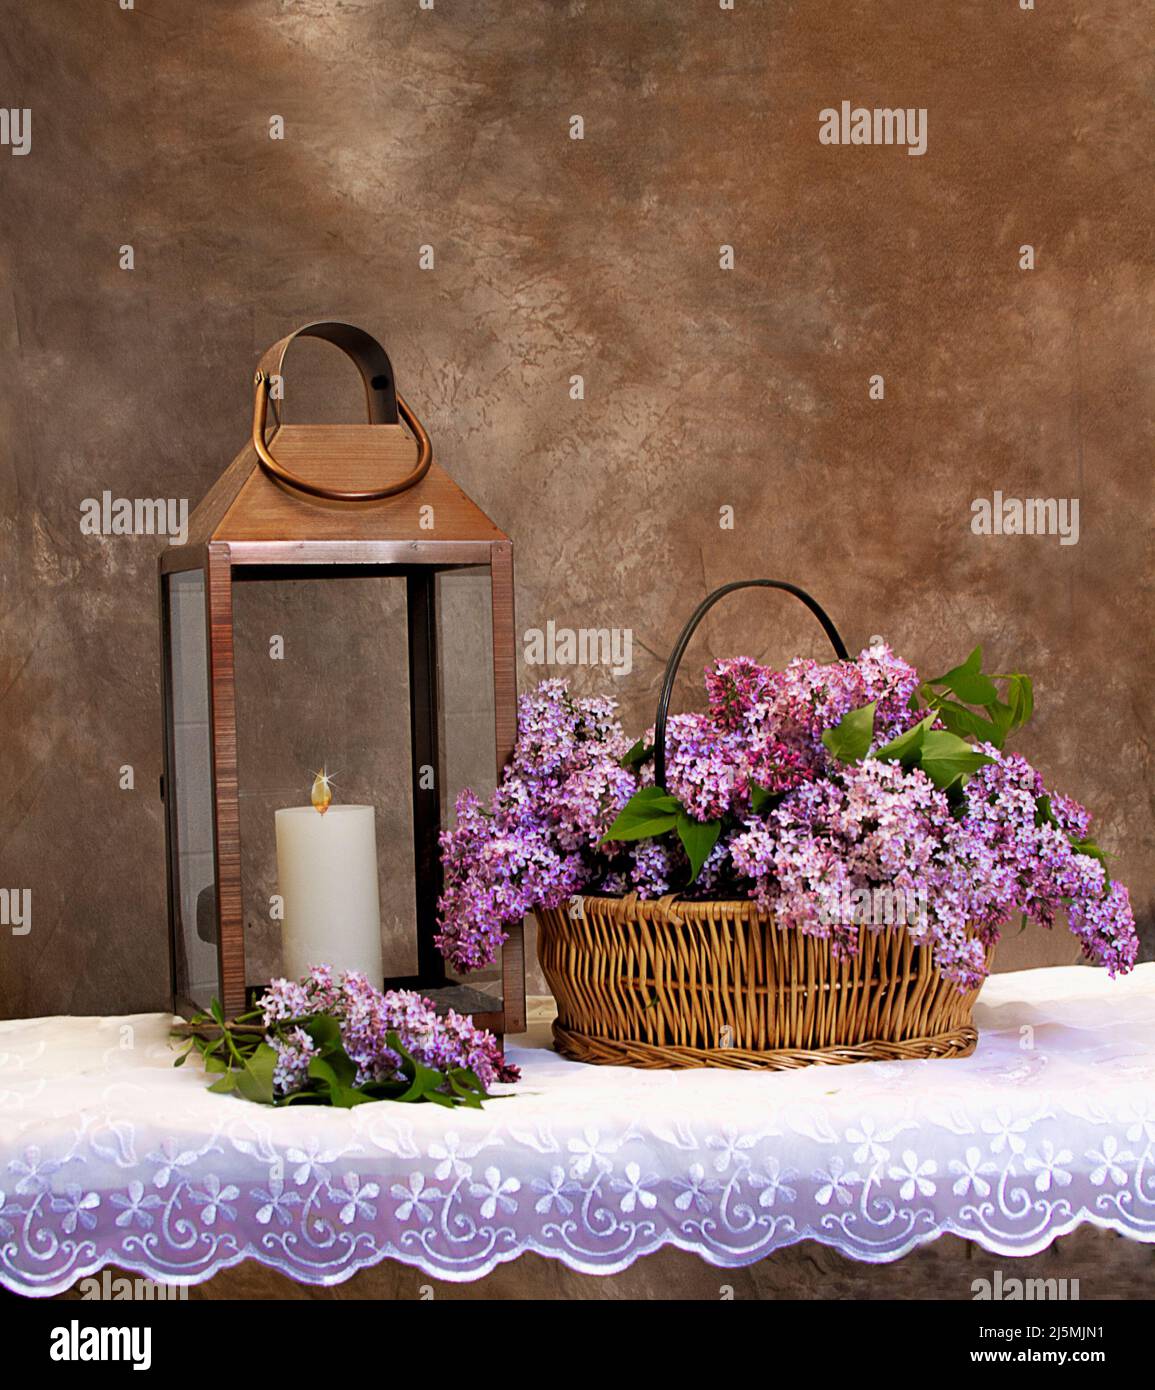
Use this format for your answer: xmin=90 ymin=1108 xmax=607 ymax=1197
xmin=437 ymin=794 xmax=585 ymax=972
xmin=435 ymin=658 xmax=1138 ymax=991
xmin=729 ymin=748 xmax=1139 ymax=989
xmin=437 ymin=680 xmax=631 ymax=970
xmin=629 ymin=840 xmax=676 ymax=896
xmin=731 ymin=759 xmax=960 ymax=965
xmin=957 ymin=750 xmax=1138 ymax=975
xmin=1049 ymin=793 xmax=1092 ymax=841
xmin=257 ymin=971 xmax=519 ymax=1100
xmin=1068 ymin=880 xmax=1137 ymax=976
xmin=260 ymin=978 xmax=311 ymax=1021
xmin=687 ymin=837 xmax=732 ymax=897
xmin=659 ymin=714 xmax=748 ymax=821
xmin=271 ymin=1026 xmax=317 ymax=1095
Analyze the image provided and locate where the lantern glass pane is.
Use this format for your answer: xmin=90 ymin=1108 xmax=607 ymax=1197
xmin=438 ymin=569 xmax=499 ymax=999
xmin=231 ymin=571 xmax=416 ymax=989
xmin=165 ymin=570 xmax=219 ymax=1009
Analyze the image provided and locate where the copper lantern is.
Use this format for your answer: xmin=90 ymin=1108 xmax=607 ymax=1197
xmin=158 ymin=321 xmax=524 ymax=1039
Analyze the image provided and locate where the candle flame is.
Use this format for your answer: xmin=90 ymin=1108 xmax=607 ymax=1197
xmin=311 ymin=768 xmax=334 ymax=815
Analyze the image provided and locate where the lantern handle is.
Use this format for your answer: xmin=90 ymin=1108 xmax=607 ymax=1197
xmin=251 ymin=320 xmax=433 ymax=502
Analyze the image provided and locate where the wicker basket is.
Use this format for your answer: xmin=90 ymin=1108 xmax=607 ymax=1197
xmin=535 ymin=579 xmax=989 ymax=1070
xmin=536 ymin=895 xmax=988 ymax=1069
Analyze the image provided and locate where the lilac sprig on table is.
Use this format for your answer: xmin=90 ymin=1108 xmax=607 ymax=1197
xmin=173 ymin=965 xmax=519 ymax=1107
xmin=436 ymin=646 xmax=1138 ymax=990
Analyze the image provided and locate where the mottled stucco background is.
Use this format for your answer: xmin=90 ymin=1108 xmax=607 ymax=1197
xmin=1 ymin=0 xmax=1152 ymax=1019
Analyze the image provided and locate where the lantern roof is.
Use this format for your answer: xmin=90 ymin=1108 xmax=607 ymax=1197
xmin=166 ymin=321 xmax=509 ymax=566
xmin=177 ymin=424 xmax=508 ymax=558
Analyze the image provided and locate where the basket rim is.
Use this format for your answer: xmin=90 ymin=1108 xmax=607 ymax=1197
xmin=542 ymin=892 xmax=761 ymax=919
xmin=538 ymin=892 xmax=941 ymax=930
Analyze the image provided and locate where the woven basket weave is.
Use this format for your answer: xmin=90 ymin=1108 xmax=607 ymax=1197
xmin=536 ymin=894 xmax=988 ymax=1070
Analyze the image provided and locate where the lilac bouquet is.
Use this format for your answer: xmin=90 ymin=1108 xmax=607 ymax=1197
xmin=437 ymin=646 xmax=1138 ymax=991
xmin=174 ymin=966 xmax=519 ymax=1106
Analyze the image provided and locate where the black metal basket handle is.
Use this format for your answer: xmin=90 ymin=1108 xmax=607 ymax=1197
xmin=653 ymin=580 xmax=850 ymax=790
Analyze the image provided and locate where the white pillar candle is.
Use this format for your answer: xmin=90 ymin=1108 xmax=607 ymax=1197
xmin=275 ymin=805 xmax=384 ymax=983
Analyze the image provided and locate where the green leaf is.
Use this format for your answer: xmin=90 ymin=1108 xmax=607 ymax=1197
xmin=821 ymin=701 xmax=877 ymax=764
xmin=917 ymin=730 xmax=994 ymax=791
xmin=209 ymin=998 xmax=225 ymax=1027
xmin=873 ymin=713 xmax=935 ymax=767
xmin=619 ymin=738 xmax=652 ymax=769
xmin=453 ymin=1066 xmax=489 ymax=1098
xmin=277 ymin=1088 xmax=329 ymax=1106
xmin=928 ymin=648 xmax=1000 ymax=706
xmin=306 ymin=1055 xmax=371 ymax=1108
xmin=233 ymin=1042 xmax=277 ymax=1106
xmin=928 ymin=646 xmax=982 ymax=685
xmin=1018 ymin=676 xmax=1034 ymax=725
xmin=420 ymin=1089 xmax=457 ymax=1109
xmin=320 ymin=1041 xmax=360 ymax=1086
xmin=750 ymin=783 xmax=784 ymax=814
xmin=602 ymin=786 xmax=680 ymax=842
xmin=676 ymin=811 xmax=721 ymax=883
xmin=1035 ymin=794 xmax=1059 ymax=829
xmin=208 ymin=1070 xmax=238 ymax=1095
xmin=303 ymin=1015 xmax=341 ymax=1051
xmin=397 ymin=1061 xmax=450 ymax=1105
xmin=1003 ymin=673 xmax=1034 ymax=730
xmin=356 ymin=1075 xmax=409 ymax=1098
xmin=386 ymin=1031 xmax=453 ymax=1105
xmin=933 ymin=700 xmax=1000 ymax=744
xmin=1070 ymin=838 xmax=1110 ymax=869
xmin=984 ymin=699 xmax=1015 ymax=749
xmin=446 ymin=1072 xmax=486 ymax=1109
xmin=947 ymin=671 xmax=1000 ymax=706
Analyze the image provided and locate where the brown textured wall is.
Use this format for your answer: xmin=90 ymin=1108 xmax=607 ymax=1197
xmin=0 ymin=0 xmax=1151 ymax=1018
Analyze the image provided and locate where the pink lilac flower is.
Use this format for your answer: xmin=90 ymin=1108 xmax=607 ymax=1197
xmin=705 ymin=657 xmax=778 ymax=729
xmin=642 ymin=712 xmax=813 ymax=822
xmin=854 ymin=642 xmax=924 ymax=740
xmin=753 ymin=643 xmax=924 ymax=772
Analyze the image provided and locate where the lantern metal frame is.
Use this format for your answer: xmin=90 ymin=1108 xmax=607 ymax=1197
xmin=158 ymin=322 xmax=524 ymax=1039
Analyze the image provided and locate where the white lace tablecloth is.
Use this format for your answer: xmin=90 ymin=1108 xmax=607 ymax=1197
xmin=2 ymin=965 xmax=1154 ymax=1294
